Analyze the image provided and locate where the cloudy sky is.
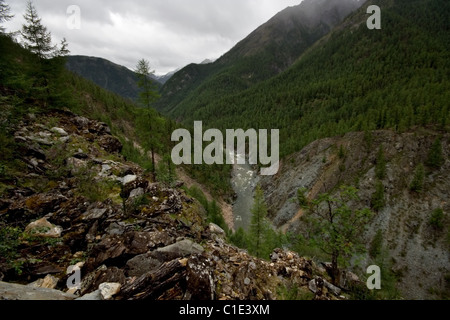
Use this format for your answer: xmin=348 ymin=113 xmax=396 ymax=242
xmin=4 ymin=0 xmax=302 ymax=75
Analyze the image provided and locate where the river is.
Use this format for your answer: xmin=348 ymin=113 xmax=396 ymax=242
xmin=230 ymin=153 xmax=259 ymax=231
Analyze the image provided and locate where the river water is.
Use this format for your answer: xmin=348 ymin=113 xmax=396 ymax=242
xmin=230 ymin=153 xmax=259 ymax=231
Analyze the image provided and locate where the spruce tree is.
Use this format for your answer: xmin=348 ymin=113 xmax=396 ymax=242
xmin=371 ymin=180 xmax=385 ymax=212
xmin=135 ymin=59 xmax=160 ymax=109
xmin=426 ymin=138 xmax=444 ymax=169
xmin=410 ymin=163 xmax=425 ymax=192
xmin=307 ymin=186 xmax=373 ymax=284
xmin=135 ymin=58 xmax=161 ymax=180
xmin=375 ymin=145 xmax=387 ymax=180
xmin=249 ymin=185 xmax=270 ymax=259
xmin=0 ymin=0 xmax=13 ymax=32
xmin=21 ymin=1 xmax=55 ymax=60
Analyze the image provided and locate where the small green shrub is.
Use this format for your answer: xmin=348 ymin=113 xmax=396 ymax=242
xmin=369 ymin=229 xmax=383 ymax=258
xmin=426 ymin=138 xmax=444 ymax=169
xmin=277 ymin=284 xmax=314 ymax=300
xmin=338 ymin=145 xmax=346 ymax=159
xmin=371 ymin=181 xmax=385 ymax=212
xmin=410 ymin=163 xmax=425 ymax=192
xmin=296 ymin=188 xmax=309 ymax=208
xmin=375 ymin=145 xmax=387 ymax=180
xmin=429 ymin=208 xmax=445 ymax=231
xmin=0 ymin=225 xmax=22 ymax=260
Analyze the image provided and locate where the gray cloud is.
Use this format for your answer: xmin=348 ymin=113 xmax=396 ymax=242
xmin=4 ymin=0 xmax=301 ymax=74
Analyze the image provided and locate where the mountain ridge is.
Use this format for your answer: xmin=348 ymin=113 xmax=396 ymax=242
xmin=158 ymin=0 xmax=449 ymax=158
xmin=66 ymin=55 xmax=164 ymax=102
xmin=155 ymin=0 xmax=364 ymax=118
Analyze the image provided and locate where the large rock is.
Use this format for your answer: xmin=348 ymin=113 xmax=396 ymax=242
xmin=89 ymin=232 xmax=162 ymax=267
xmin=21 ymin=143 xmax=46 ymax=160
xmin=125 ymin=253 xmax=163 ymax=278
xmin=97 ymin=135 xmax=122 ymax=153
xmin=25 ymin=218 xmax=63 ymax=238
xmin=99 ymin=282 xmax=121 ymax=300
xmin=76 ymin=290 xmax=102 ymax=301
xmin=50 ymin=127 xmax=68 ymax=136
xmin=81 ymin=266 xmax=126 ymax=296
xmin=73 ymin=116 xmax=90 ymax=130
xmin=209 ymin=223 xmax=225 ymax=236
xmin=122 ymin=175 xmax=137 ymax=186
xmin=88 ymin=121 xmax=111 ymax=135
xmin=156 ymin=239 xmax=204 ymax=258
xmin=185 ymin=255 xmax=214 ymax=300
xmin=28 ymin=274 xmax=59 ymax=289
xmin=81 ymin=207 xmax=108 ymax=221
xmin=129 ymin=188 xmax=145 ymax=199
xmin=323 ymin=279 xmax=342 ymax=296
xmin=0 ymin=281 xmax=76 ymax=300
xmin=154 ymin=190 xmax=183 ymax=214
xmin=23 ymin=193 xmax=67 ymax=216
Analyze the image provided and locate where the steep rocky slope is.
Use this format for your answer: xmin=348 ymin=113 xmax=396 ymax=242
xmin=260 ymin=128 xmax=450 ymax=299
xmin=0 ymin=110 xmax=353 ymax=300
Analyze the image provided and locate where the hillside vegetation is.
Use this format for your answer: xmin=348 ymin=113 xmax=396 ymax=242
xmin=157 ymin=0 xmax=449 ymax=159
xmin=156 ymin=0 xmax=363 ymax=118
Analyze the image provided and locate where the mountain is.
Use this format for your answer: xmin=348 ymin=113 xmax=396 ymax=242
xmin=151 ymin=69 xmax=179 ymax=85
xmin=155 ymin=0 xmax=364 ymax=116
xmin=200 ymin=59 xmax=214 ymax=65
xmin=0 ymin=107 xmax=340 ymax=301
xmin=155 ymin=0 xmax=450 ymax=299
xmin=1 ymin=0 xmax=449 ymax=302
xmin=158 ymin=0 xmax=449 ymax=158
xmin=0 ymin=34 xmax=352 ymax=302
xmin=66 ymin=55 xmax=161 ymax=102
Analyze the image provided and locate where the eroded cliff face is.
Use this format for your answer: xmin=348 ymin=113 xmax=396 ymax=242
xmin=0 ymin=110 xmax=351 ymax=300
xmin=260 ymin=129 xmax=450 ymax=299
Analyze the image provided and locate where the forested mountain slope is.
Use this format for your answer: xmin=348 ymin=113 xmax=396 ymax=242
xmin=159 ymin=0 xmax=449 ymax=159
xmin=66 ymin=55 xmax=161 ymax=103
xmin=156 ymin=0 xmax=363 ymax=117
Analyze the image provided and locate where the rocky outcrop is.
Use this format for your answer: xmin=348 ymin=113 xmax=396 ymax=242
xmin=0 ymin=110 xmax=343 ymax=301
xmin=0 ymin=281 xmax=76 ymax=300
xmin=260 ymin=129 xmax=450 ymax=299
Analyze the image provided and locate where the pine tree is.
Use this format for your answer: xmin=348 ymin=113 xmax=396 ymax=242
xmin=410 ymin=163 xmax=425 ymax=192
xmin=0 ymin=0 xmax=13 ymax=32
xmin=135 ymin=58 xmax=161 ymax=180
xmin=135 ymin=59 xmax=160 ymax=109
xmin=57 ymin=38 xmax=70 ymax=57
xmin=21 ymin=1 xmax=55 ymax=60
xmin=371 ymin=180 xmax=385 ymax=212
xmin=426 ymin=138 xmax=444 ymax=169
xmin=249 ymin=185 xmax=270 ymax=259
xmin=296 ymin=187 xmax=309 ymax=209
xmin=375 ymin=145 xmax=387 ymax=180
xmin=307 ymin=186 xmax=373 ymax=284
xmin=229 ymin=227 xmax=247 ymax=249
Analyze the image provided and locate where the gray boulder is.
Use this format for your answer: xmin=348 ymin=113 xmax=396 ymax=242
xmin=156 ymin=239 xmax=204 ymax=258
xmin=125 ymin=253 xmax=163 ymax=278
xmin=0 ymin=281 xmax=76 ymax=300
